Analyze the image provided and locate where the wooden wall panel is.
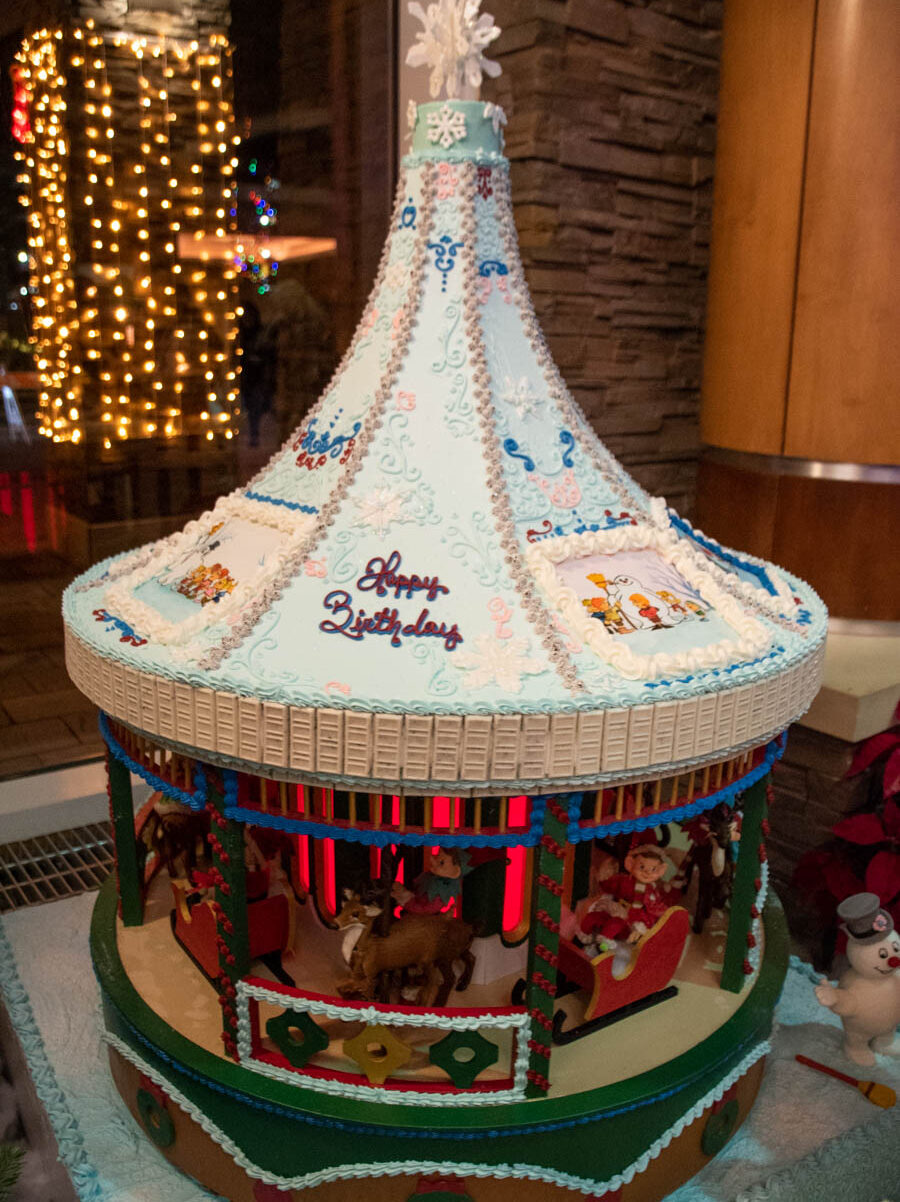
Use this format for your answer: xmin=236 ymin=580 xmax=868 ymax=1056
xmin=785 ymin=0 xmax=900 ymax=464
xmin=701 ymin=0 xmax=817 ymax=455
xmin=696 ymin=460 xmax=900 ymax=620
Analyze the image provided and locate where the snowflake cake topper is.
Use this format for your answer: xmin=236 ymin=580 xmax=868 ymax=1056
xmin=406 ymin=0 xmax=502 ymax=100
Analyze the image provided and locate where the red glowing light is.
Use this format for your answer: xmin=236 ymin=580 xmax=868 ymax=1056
xmin=323 ymin=838 xmax=336 ymax=914
xmin=502 ymin=796 xmax=529 ymax=935
xmin=295 ymin=834 xmax=309 ymax=892
xmin=10 ymin=68 xmax=30 ymax=144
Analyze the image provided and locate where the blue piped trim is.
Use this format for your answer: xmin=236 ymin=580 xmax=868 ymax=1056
xmin=0 ymin=918 xmax=106 ymax=1201
xmin=224 ymin=796 xmax=547 ymax=850
xmin=223 ymin=767 xmax=239 ymax=807
xmin=104 ymin=991 xmax=762 ymax=1140
xmin=99 ymin=711 xmax=208 ymax=812
xmin=644 ymin=647 xmax=785 ymax=690
xmin=244 ymin=490 xmax=318 ymax=514
xmin=668 ymin=511 xmax=778 ymax=596
xmin=564 ymin=735 xmax=785 ymax=843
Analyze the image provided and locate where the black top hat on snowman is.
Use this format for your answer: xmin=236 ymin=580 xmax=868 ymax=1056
xmin=837 ymin=892 xmax=895 ymax=944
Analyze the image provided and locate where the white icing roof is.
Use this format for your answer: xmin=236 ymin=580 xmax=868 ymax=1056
xmin=63 ymin=101 xmax=827 ymax=789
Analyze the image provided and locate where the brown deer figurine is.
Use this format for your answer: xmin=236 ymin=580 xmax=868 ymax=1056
xmin=335 ymin=888 xmax=476 ymax=1006
xmin=140 ymin=800 xmax=207 ymax=882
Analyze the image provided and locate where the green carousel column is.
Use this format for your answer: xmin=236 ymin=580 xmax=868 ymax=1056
xmin=106 ymin=746 xmax=142 ymax=926
xmin=205 ymin=778 xmax=249 ymax=1060
xmin=721 ymin=775 xmax=769 ymax=993
xmin=522 ymin=796 xmax=568 ymax=1098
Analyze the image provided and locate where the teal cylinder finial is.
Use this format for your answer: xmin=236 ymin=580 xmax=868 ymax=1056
xmin=409 ymin=99 xmax=506 ymax=161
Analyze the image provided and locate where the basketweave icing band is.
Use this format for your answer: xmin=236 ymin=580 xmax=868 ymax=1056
xmin=69 ymin=626 xmax=823 ymax=789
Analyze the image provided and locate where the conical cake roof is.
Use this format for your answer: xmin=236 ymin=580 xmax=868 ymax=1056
xmin=64 ymin=100 xmax=826 ymax=792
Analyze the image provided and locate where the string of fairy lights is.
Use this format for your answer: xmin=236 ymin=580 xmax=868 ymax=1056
xmin=14 ymin=21 xmax=242 ymax=447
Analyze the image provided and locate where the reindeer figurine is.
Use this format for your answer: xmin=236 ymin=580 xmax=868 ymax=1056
xmin=675 ymin=804 xmax=741 ymax=933
xmin=139 ymin=799 xmax=207 ymax=882
xmin=335 ymin=887 xmax=476 ymax=1006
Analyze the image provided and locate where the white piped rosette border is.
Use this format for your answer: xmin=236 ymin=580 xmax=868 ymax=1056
xmin=235 ymin=979 xmax=530 ymax=1106
xmin=748 ymin=860 xmax=769 ymax=975
xmin=103 ymin=1029 xmax=769 ymax=1196
xmin=648 ymin=498 xmax=800 ymax=619
xmin=525 ymin=522 xmax=772 ymax=682
xmin=103 ymin=491 xmax=317 ymax=652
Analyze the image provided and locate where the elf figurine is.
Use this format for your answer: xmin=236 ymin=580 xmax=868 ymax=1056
xmin=578 ymin=836 xmax=680 ymax=955
xmin=392 ymin=847 xmax=472 ymax=915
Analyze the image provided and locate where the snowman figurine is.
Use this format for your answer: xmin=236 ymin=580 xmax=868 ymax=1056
xmin=814 ymin=892 xmax=900 ymax=1066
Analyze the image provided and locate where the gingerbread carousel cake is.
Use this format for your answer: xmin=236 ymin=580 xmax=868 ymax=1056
xmin=63 ymin=7 xmax=827 ymax=1200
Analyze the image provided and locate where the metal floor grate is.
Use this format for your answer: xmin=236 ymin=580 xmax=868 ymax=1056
xmin=0 ymin=822 xmax=114 ymax=912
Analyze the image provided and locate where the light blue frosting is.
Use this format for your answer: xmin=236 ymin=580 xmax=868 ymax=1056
xmin=62 ymin=135 xmax=828 ymax=721
xmin=409 ymin=99 xmax=505 ymax=159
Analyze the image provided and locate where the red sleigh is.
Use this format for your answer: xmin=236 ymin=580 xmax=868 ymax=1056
xmin=170 ymin=880 xmax=296 ymax=985
xmin=552 ymin=905 xmax=690 ymax=1044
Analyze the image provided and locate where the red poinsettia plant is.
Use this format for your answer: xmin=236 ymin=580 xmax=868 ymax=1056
xmin=793 ymin=719 xmax=900 ymax=968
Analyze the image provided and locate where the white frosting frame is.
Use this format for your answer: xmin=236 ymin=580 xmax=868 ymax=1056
xmin=647 ymin=497 xmax=798 ymax=618
xmin=104 ymin=491 xmax=316 ymax=649
xmin=235 ymin=978 xmax=530 ymax=1106
xmin=526 ymin=524 xmax=772 ymax=682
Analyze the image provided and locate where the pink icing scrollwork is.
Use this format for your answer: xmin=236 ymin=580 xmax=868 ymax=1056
xmin=487 ymin=596 xmax=513 ymax=639
xmin=436 ymin=161 xmax=459 ymax=200
xmin=535 ymin=469 xmax=581 ymax=509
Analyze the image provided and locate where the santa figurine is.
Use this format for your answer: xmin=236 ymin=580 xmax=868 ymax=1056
xmin=578 ymin=834 xmax=680 ymax=956
xmin=814 ymin=892 xmax=900 ymax=1066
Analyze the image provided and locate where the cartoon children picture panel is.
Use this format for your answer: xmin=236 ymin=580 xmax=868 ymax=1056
xmin=555 ymin=548 xmax=735 ymax=655
xmin=133 ymin=515 xmax=289 ymax=621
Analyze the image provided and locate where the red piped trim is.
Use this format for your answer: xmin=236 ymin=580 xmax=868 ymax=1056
xmin=537 ymin=873 xmax=563 ymax=897
xmin=534 ymin=943 xmax=559 ymax=969
xmin=535 ymin=908 xmax=561 ymax=934
xmin=529 ymin=1007 xmax=554 ymax=1032
xmin=137 ymin=1072 xmax=168 ymax=1105
xmin=530 ymin=970 xmax=557 ymax=997
xmin=241 ymin=976 xmax=526 ymax=1019
xmin=712 ymin=1083 xmax=739 ymax=1113
xmin=547 ymin=799 xmax=569 ymax=825
xmin=540 ymin=834 xmax=566 ymax=860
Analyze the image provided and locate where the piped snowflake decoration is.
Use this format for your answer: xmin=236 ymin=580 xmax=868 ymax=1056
xmin=407 ymin=1 xmax=501 ymax=100
xmin=354 ymin=486 xmax=413 ymax=537
xmin=427 ymin=102 xmax=468 ymax=150
xmin=483 ymin=101 xmax=507 ymax=137
xmin=455 ymin=633 xmax=546 ymax=693
xmin=500 ymin=376 xmax=540 ymax=420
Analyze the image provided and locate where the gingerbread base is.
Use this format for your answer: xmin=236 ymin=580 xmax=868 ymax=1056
xmin=92 ymin=876 xmax=788 ymax=1201
xmin=110 ymin=1046 xmax=765 ymax=1201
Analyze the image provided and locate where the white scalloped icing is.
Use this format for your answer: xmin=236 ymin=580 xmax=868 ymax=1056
xmin=103 ymin=491 xmax=316 ymax=649
xmin=103 ymin=1029 xmax=770 ymax=1196
xmin=648 ymin=497 xmax=799 ymax=617
xmin=235 ymin=979 xmax=531 ymax=1106
xmin=526 ymin=524 xmax=772 ymax=682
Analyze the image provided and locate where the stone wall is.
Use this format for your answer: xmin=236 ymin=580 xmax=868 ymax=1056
xmin=483 ymin=0 xmax=722 ymax=515
xmin=769 ymin=726 xmax=878 ymax=958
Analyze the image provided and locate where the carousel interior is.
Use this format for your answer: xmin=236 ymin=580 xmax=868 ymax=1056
xmin=110 ymin=716 xmax=771 ymax=1101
